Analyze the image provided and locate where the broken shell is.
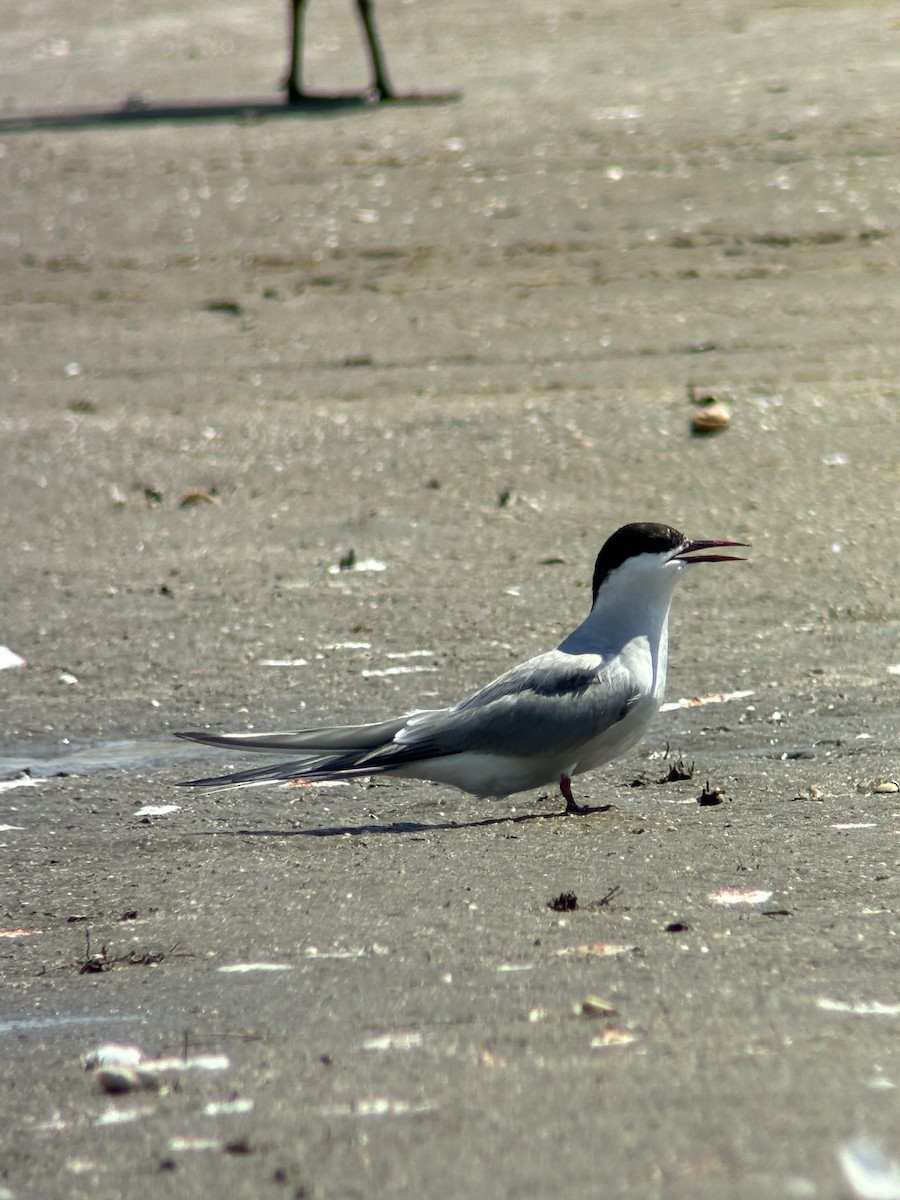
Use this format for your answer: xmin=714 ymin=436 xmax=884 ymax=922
xmin=691 ymin=403 xmax=731 ymax=435
xmin=556 ymin=942 xmax=636 ymax=958
xmin=591 ymin=1026 xmax=637 ymax=1048
xmin=83 ymin=1044 xmax=144 ymax=1071
xmin=179 ymin=490 xmax=220 ymax=507
xmin=577 ymin=996 xmax=619 ymax=1018
xmin=873 ymin=780 xmax=899 ymax=794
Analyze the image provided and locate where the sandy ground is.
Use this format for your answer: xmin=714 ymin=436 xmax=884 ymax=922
xmin=1 ymin=1 xmax=899 ymax=1197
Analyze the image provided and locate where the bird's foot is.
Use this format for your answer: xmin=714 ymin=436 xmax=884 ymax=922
xmin=564 ymin=797 xmax=596 ymax=816
xmin=560 ymin=774 xmax=590 ymax=815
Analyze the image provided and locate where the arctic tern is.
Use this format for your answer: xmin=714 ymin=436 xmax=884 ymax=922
xmin=177 ymin=522 xmax=747 ymax=813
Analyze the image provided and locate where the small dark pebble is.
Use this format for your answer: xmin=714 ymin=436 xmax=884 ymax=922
xmin=224 ymin=1138 xmax=252 ymax=1155
xmin=204 ymin=299 xmax=243 ymax=316
xmin=665 ymin=921 xmax=692 ymax=933
xmin=159 ymin=1159 xmax=177 ymax=1172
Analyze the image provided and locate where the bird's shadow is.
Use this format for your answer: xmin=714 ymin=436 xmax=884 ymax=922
xmin=0 ymin=90 xmax=460 ymax=134
xmin=194 ymin=802 xmax=615 ymax=839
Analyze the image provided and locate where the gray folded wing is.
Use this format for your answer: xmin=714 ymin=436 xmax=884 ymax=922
xmin=400 ymin=649 xmax=640 ymax=760
xmin=177 ymin=648 xmax=641 ymax=789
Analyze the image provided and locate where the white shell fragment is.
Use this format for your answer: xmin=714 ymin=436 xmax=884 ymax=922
xmin=361 ymin=665 xmax=439 ymax=678
xmin=837 ymin=1139 xmax=900 ymax=1200
xmin=362 ymin=1032 xmax=424 ymax=1052
xmin=709 ymin=888 xmax=773 ymax=906
xmin=169 ymin=1136 xmax=222 ymax=1152
xmin=556 ymin=942 xmax=635 ymax=958
xmin=203 ymin=1098 xmax=254 ymax=1116
xmin=0 ymin=646 xmax=26 ymax=670
xmin=690 ymin=402 xmax=731 ymax=435
xmin=304 ymin=944 xmax=388 ymax=960
xmin=817 ymin=998 xmax=900 ymax=1017
xmin=590 ymin=1027 xmax=638 ymax=1048
xmin=83 ymin=1044 xmax=144 ymax=1071
xmin=217 ymin=962 xmax=292 ymax=973
xmin=321 ymin=1097 xmax=436 ymax=1118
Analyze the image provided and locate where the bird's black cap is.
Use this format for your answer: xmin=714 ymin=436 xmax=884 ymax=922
xmin=591 ymin=523 xmax=685 ymax=604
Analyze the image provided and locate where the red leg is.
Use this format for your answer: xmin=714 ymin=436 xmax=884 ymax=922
xmin=560 ymin=773 xmax=587 ymax=815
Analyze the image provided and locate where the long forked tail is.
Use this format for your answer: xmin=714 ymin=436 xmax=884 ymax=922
xmin=174 ymin=715 xmax=433 ymax=790
xmin=176 ymin=756 xmax=382 ymax=790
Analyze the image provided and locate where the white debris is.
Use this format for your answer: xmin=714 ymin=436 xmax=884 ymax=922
xmin=260 ymin=658 xmax=309 ymax=667
xmin=93 ymin=1107 xmax=153 ymax=1126
xmin=217 ymin=962 xmax=292 ymax=973
xmin=149 ymin=1054 xmax=230 ymax=1072
xmin=134 ymin=804 xmax=181 ymax=818
xmin=362 ymin=1032 xmax=423 ymax=1052
xmin=0 ymin=773 xmax=35 ymax=794
xmin=0 ymin=646 xmax=25 ymax=670
xmin=304 ymin=944 xmax=388 ymax=959
xmin=709 ymin=888 xmax=773 ymax=906
xmin=169 ymin=1136 xmax=221 ymax=1152
xmin=817 ymin=998 xmax=900 ymax=1017
xmin=203 ymin=1098 xmax=254 ymax=1116
xmin=83 ymin=1044 xmax=144 ymax=1071
xmin=361 ymin=665 xmax=438 ymax=678
xmin=328 ymin=558 xmax=387 ymax=575
xmin=322 ymin=1097 xmax=435 ymax=1117
xmin=837 ymin=1139 xmax=900 ymax=1200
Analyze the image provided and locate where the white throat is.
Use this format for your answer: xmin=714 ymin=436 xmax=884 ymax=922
xmin=557 ymin=555 xmax=682 ymax=660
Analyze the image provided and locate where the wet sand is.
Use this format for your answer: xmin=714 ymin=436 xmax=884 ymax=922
xmin=1 ymin=1 xmax=899 ymax=1196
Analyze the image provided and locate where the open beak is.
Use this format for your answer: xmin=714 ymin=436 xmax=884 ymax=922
xmin=671 ymin=538 xmax=748 ymax=565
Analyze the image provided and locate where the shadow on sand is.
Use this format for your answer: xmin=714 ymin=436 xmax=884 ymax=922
xmin=0 ymin=89 xmax=461 ymax=134
xmin=193 ymin=803 xmax=615 ymax=839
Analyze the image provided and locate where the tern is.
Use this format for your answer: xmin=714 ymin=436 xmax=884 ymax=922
xmin=176 ymin=522 xmax=746 ymax=813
